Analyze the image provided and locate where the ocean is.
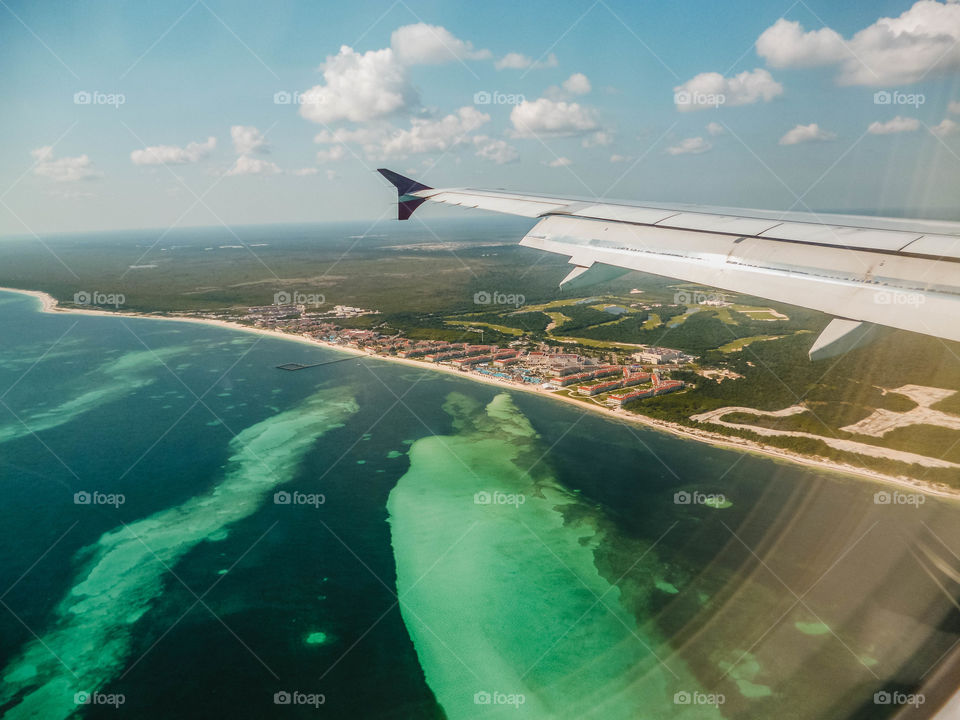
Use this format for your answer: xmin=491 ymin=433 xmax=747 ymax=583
xmin=0 ymin=289 xmax=958 ymax=719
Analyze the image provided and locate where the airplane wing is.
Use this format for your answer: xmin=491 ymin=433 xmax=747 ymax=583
xmin=377 ymin=168 xmax=960 ymax=360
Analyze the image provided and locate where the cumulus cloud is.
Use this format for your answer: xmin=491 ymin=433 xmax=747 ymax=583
xmin=315 ymin=106 xmax=490 ymax=160
xmin=563 ymin=73 xmax=591 ymax=96
xmin=582 ymin=130 xmax=613 ymax=148
xmin=230 ymin=125 xmax=269 ymax=155
xmin=494 ymin=52 xmax=558 ymax=70
xmin=225 ymin=155 xmax=281 ymax=176
xmin=390 ymin=23 xmax=491 ymax=65
xmin=666 ymin=137 xmax=712 ymax=155
xmin=674 ymin=68 xmax=783 ymax=111
xmin=510 ymin=98 xmax=599 ymax=137
xmin=316 ymin=145 xmax=346 ymax=163
xmin=299 ymin=46 xmax=418 ymax=125
xmin=867 ymin=116 xmax=920 ymax=134
xmin=292 ymin=168 xmax=319 ymax=176
xmin=706 ymin=122 xmax=725 ymax=136
xmin=473 ymin=136 xmax=520 ymax=164
xmin=130 ymin=137 xmax=216 ymax=166
xmin=31 ymin=146 xmax=101 ymax=182
xmin=931 ymin=118 xmax=959 ymax=137
xmin=756 ymin=19 xmax=849 ymax=68
xmin=756 ymin=2 xmax=960 ymax=86
xmin=779 ymin=123 xmax=837 ymax=145
xmin=545 ymin=157 xmax=572 ymax=167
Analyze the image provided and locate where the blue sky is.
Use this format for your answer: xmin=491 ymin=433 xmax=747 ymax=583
xmin=1 ymin=0 xmax=959 ymax=236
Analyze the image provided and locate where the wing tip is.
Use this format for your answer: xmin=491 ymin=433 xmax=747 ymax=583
xmin=377 ymin=169 xmax=432 ymax=221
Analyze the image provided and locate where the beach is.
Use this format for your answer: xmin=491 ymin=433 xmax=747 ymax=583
xmin=3 ymin=285 xmax=957 ymax=501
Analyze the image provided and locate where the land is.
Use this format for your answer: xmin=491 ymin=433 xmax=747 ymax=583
xmin=2 ymin=217 xmax=959 ymax=493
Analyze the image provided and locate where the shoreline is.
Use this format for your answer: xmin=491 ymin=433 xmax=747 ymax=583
xmin=3 ymin=285 xmax=958 ymax=502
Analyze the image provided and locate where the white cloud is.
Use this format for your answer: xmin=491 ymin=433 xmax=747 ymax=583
xmin=674 ymin=68 xmax=783 ymax=111
xmin=379 ymin=106 xmax=489 ymax=156
xmin=225 ymin=155 xmax=281 ymax=176
xmin=230 ymin=125 xmax=269 ymax=155
xmin=299 ymin=46 xmax=418 ymax=125
xmin=546 ymin=157 xmax=572 ymax=167
xmin=292 ymin=168 xmax=319 ymax=176
xmin=666 ymin=137 xmax=712 ymax=155
xmin=31 ymin=146 xmax=101 ymax=182
xmin=609 ymin=154 xmax=631 ymax=163
xmin=510 ymin=98 xmax=599 ymax=137
xmin=494 ymin=52 xmax=558 ymax=70
xmin=867 ymin=116 xmax=920 ymax=134
xmin=582 ymin=130 xmax=613 ymax=148
xmin=949 ymin=101 xmax=960 ymax=114
xmin=390 ymin=23 xmax=491 ymax=65
xmin=315 ymin=106 xmax=490 ymax=160
xmin=756 ymin=19 xmax=849 ymax=68
xmin=706 ymin=122 xmax=725 ymax=136
xmin=316 ymin=145 xmax=346 ymax=163
xmin=130 ymin=136 xmax=216 ymax=166
xmin=563 ymin=73 xmax=591 ymax=96
xmin=931 ymin=118 xmax=960 ymax=137
xmin=757 ymin=2 xmax=960 ymax=86
xmin=779 ymin=123 xmax=837 ymax=145
xmin=473 ymin=136 xmax=520 ymax=164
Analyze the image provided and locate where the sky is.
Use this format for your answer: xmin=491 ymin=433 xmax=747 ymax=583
xmin=1 ymin=0 xmax=960 ymax=237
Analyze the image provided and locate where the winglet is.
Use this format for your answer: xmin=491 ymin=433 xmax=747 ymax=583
xmin=377 ymin=169 xmax=433 ymax=220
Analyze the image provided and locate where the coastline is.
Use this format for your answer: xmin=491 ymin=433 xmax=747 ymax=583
xmin=3 ymin=285 xmax=958 ymax=501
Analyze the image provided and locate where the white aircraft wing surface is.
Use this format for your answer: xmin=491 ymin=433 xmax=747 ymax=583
xmin=377 ymin=169 xmax=960 ymax=359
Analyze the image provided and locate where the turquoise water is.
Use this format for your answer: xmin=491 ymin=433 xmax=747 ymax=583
xmin=1 ymin=290 xmax=958 ymax=719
